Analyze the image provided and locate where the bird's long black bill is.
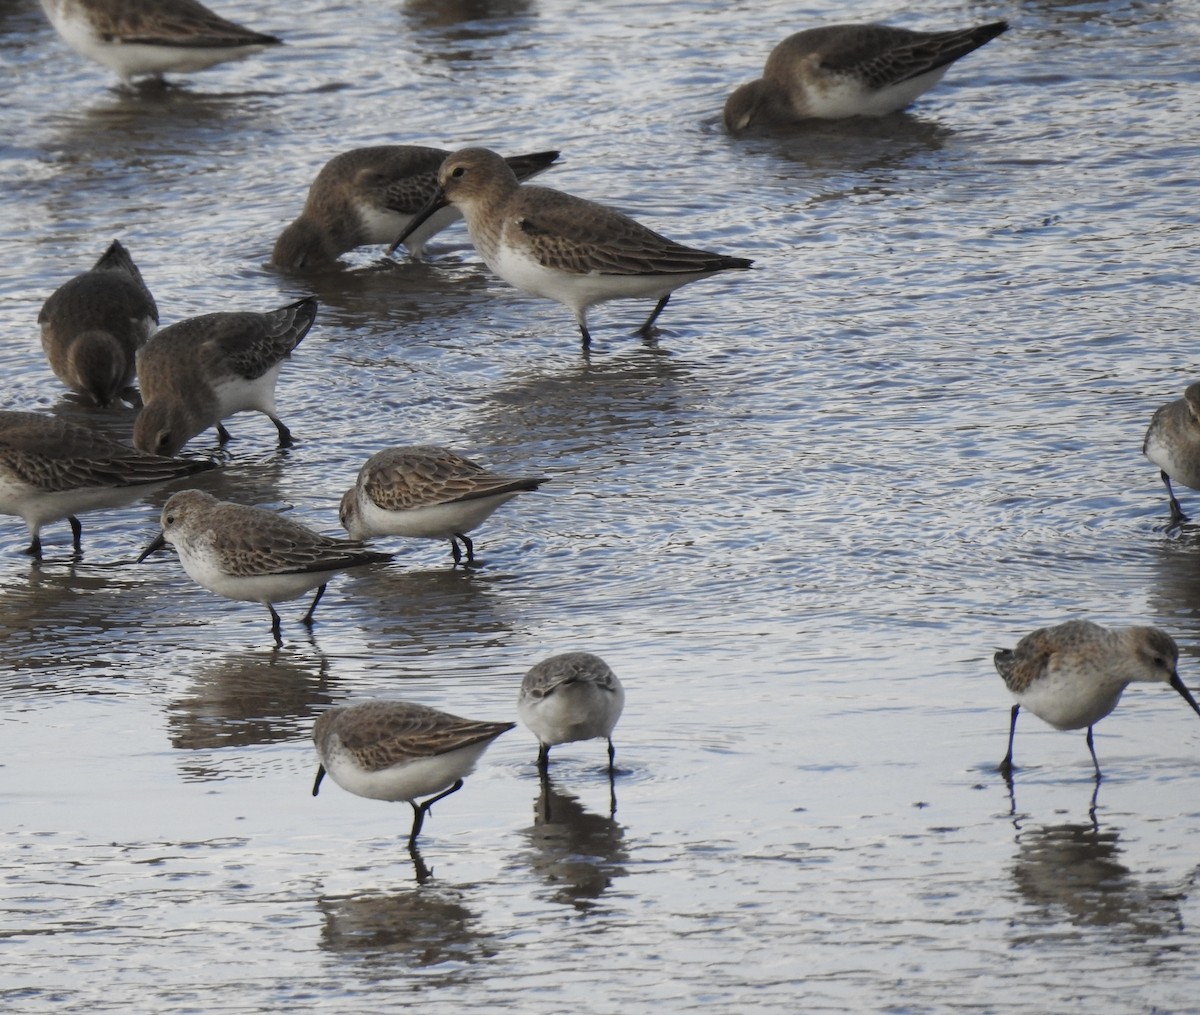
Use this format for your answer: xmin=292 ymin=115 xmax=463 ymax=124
xmin=135 ymin=531 xmax=166 ymax=563
xmin=312 ymin=764 xmax=326 ymax=796
xmin=1170 ymin=673 xmax=1200 ymax=718
xmin=387 ymin=190 xmax=449 ymax=256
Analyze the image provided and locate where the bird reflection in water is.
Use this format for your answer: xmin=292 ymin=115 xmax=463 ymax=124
xmin=402 ymin=0 xmax=535 ymax=38
xmin=1003 ymin=768 xmax=1102 ymax=823
xmin=522 ymin=774 xmax=628 ymax=913
xmin=316 ymin=885 xmax=489 ymax=973
xmin=408 ymin=842 xmax=434 ymax=885
xmin=1009 ymin=818 xmax=1193 ymax=940
xmin=168 ymin=646 xmax=333 ymax=757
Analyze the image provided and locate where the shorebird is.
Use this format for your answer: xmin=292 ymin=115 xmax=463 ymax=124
xmin=312 ymin=699 xmax=515 ymax=847
xmin=518 ymin=652 xmax=625 ymax=776
xmin=339 ymin=445 xmax=548 ymax=565
xmin=993 ymin=620 xmax=1200 ymax=780
xmin=724 ymin=21 xmax=1008 ymax=133
xmin=133 ymin=296 xmax=316 ymax=457
xmin=272 ymin=146 xmax=560 ymax=268
xmin=0 ymin=409 xmax=214 ymax=559
xmin=1143 ymin=382 xmax=1200 ymax=524
xmin=38 ymin=239 xmax=158 ymax=408
xmin=388 ymin=147 xmax=753 ymax=351
xmin=37 ymin=0 xmax=282 ymax=85
xmin=137 ymin=489 xmax=392 ymax=645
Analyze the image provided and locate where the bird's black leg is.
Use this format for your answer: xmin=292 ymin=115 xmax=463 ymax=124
xmin=68 ymin=516 xmax=83 ymax=555
xmin=1164 ymin=472 xmax=1188 ymax=525
xmin=537 ymin=769 xmax=553 ymax=822
xmin=999 ymin=704 xmax=1020 ymax=777
xmin=1085 ymin=725 xmax=1102 ymax=782
xmin=421 ymin=779 xmax=465 ymax=813
xmin=457 ymin=532 xmax=476 ymax=566
xmin=448 ymin=537 xmax=462 ymax=565
xmin=637 ymin=294 xmax=671 ymax=338
xmin=302 ymin=585 xmax=327 ymax=627
xmin=216 ymin=422 xmax=232 ymax=443
xmin=271 ymin=415 xmax=294 ymax=449
xmin=25 ymin=533 xmax=43 ymax=560
xmin=607 ymin=739 xmax=618 ymax=817
xmin=536 ymin=742 xmax=550 ymax=776
xmin=408 ymin=841 xmax=433 ymax=884
xmin=408 ymin=779 xmax=465 ymax=847
xmin=268 ymin=603 xmax=284 ymax=647
xmin=408 ymin=802 xmax=423 ymax=845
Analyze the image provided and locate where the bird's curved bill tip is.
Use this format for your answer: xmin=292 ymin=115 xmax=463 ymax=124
xmin=135 ymin=531 xmax=166 ymax=563
xmin=387 ymin=191 xmax=449 ymax=256
xmin=1170 ymin=673 xmax=1200 ymax=718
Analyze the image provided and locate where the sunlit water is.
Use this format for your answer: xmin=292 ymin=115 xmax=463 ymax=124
xmin=2 ymin=0 xmax=1200 ymax=1011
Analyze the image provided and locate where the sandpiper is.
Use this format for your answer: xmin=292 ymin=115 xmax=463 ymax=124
xmin=133 ymin=296 xmax=316 ymax=457
xmin=993 ymin=620 xmax=1200 ymax=780
xmin=0 ymin=410 xmax=214 ymax=559
xmin=724 ymin=21 xmax=1008 ymax=133
xmin=272 ymin=146 xmax=560 ymax=269
xmin=37 ymin=0 xmax=282 ymax=85
xmin=388 ymin=147 xmax=753 ymax=351
xmin=312 ymin=699 xmax=515 ymax=847
xmin=38 ymin=240 xmax=158 ymax=409
xmin=339 ymin=445 xmax=548 ymax=565
xmin=518 ymin=652 xmax=625 ymax=776
xmin=137 ymin=489 xmax=392 ymax=645
xmin=1143 ymin=382 xmax=1200 ymax=524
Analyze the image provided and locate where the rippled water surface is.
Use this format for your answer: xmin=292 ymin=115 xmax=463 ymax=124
xmin=3 ymin=0 xmax=1200 ymax=1011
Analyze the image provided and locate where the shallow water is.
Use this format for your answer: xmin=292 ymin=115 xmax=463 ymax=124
xmin=2 ymin=0 xmax=1200 ymax=1011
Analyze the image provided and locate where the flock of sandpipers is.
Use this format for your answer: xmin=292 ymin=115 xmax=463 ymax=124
xmin=6 ymin=0 xmax=1200 ymax=859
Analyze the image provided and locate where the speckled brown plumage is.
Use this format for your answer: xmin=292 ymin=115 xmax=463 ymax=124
xmin=993 ymin=619 xmax=1197 ymax=778
xmin=773 ymin=23 xmax=1007 ymax=93
xmin=272 ymin=147 xmax=560 ymax=268
xmin=158 ymin=490 xmax=390 ymax=578
xmin=146 ymin=300 xmax=315 ymax=386
xmin=724 ymin=21 xmax=1007 ymax=131
xmin=994 ymin=620 xmax=1179 ymax=696
xmin=390 ymin=147 xmax=753 ymax=348
xmin=444 ymin=163 xmax=752 ymax=279
xmin=520 ymin=651 xmax=624 ymax=703
xmin=70 ymin=0 xmax=280 ymax=47
xmin=311 ymin=699 xmax=514 ymax=850
xmin=314 ymin=700 xmax=515 ymax=772
xmin=38 ymin=239 xmax=158 ymax=408
xmin=133 ymin=296 xmax=316 ymax=456
xmin=518 ymin=651 xmax=625 ymax=778
xmin=39 ymin=0 xmax=282 ymax=84
xmin=508 ymin=187 xmax=750 ymax=277
xmin=0 ymin=410 xmax=206 ymax=493
xmin=0 ymin=409 xmax=215 ymax=557
xmin=359 ymin=446 xmax=545 ymax=512
xmin=139 ymin=489 xmax=392 ymax=644
xmin=1144 ymin=382 xmax=1200 ymax=522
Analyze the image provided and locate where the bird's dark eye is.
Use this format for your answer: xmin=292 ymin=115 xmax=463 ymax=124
xmin=451 ymin=166 xmax=466 ymax=179
xmin=164 ymin=514 xmax=175 ymax=526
